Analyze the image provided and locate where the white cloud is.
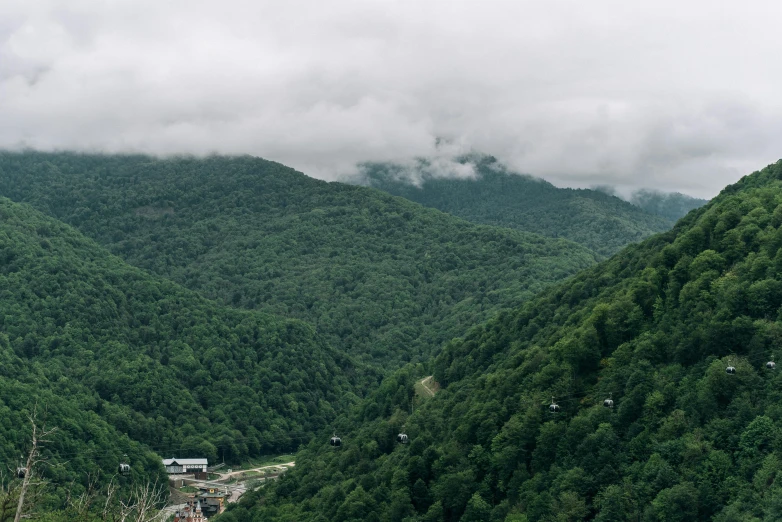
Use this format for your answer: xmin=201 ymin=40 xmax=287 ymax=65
xmin=1 ymin=0 xmax=782 ymax=198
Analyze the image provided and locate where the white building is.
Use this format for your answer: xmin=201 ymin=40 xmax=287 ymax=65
xmin=163 ymin=458 xmax=208 ymax=474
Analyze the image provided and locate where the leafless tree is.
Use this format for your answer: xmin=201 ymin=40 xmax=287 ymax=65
xmin=3 ymin=406 xmax=168 ymax=521
xmin=71 ymin=476 xmax=168 ymax=522
xmin=14 ymin=407 xmax=57 ymax=522
xmin=117 ymin=479 xmax=167 ymax=522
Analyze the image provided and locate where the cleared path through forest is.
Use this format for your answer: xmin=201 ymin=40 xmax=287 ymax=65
xmin=216 ymin=461 xmax=295 ymax=481
xmin=416 ymin=376 xmax=438 ymax=397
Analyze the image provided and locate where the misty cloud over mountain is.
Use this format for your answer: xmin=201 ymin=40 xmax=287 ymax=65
xmin=2 ymin=1 xmax=782 ymax=197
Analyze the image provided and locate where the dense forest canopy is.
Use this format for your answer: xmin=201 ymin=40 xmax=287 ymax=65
xmin=360 ymin=155 xmax=705 ymax=257
xmin=0 ymin=379 xmax=167 ymax=513
xmin=222 ymin=160 xmax=782 ymax=521
xmin=0 ymin=197 xmax=368 ymax=479
xmin=0 ymin=150 xmax=721 ymax=519
xmin=0 ymin=151 xmax=598 ymax=368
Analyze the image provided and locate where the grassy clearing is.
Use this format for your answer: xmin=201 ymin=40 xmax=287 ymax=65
xmin=231 ymin=453 xmax=294 ymax=471
xmin=414 ymin=376 xmax=439 ymax=398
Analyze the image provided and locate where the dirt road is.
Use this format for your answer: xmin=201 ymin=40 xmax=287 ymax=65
xmin=417 ymin=375 xmax=437 ymax=397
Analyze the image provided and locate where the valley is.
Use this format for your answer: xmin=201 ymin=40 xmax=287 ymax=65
xmin=0 ymin=152 xmax=607 ymax=519
xmin=0 ymin=151 xmax=771 ymax=521
xmin=215 ymin=160 xmax=782 ymax=521
xmin=1 ymin=3 xmax=773 ymax=521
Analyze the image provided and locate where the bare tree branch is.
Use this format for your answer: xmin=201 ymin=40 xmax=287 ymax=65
xmin=14 ymin=405 xmax=57 ymax=522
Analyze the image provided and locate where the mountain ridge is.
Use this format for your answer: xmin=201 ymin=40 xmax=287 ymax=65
xmin=0 ymin=151 xmax=599 ymax=368
xmin=359 ymin=155 xmax=707 ymax=257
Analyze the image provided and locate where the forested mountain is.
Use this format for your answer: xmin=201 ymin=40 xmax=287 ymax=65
xmin=629 ymin=189 xmax=709 ymax=222
xmin=0 ymin=151 xmax=598 ymax=368
xmin=0 ymin=196 xmax=366 ymax=489
xmin=223 ymin=160 xmax=782 ymax=521
xmin=360 ymin=156 xmax=700 ymax=257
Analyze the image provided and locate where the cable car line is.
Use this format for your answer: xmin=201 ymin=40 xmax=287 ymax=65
xmin=539 ymin=350 xmax=781 ymax=413
xmin=7 ymin=352 xmax=778 ymax=460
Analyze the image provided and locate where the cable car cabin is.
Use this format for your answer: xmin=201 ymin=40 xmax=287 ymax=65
xmin=549 ymin=402 xmax=560 ymax=413
xmin=726 ymin=366 xmax=737 ymax=375
xmin=16 ymin=467 xmax=25 ymax=479
xmin=329 ymin=436 xmax=342 ymax=447
xmin=603 ymin=398 xmax=614 ymax=408
xmin=396 ymin=433 xmax=409 ymax=444
xmin=119 ymin=463 xmax=131 ymax=475
xmin=767 ymin=361 xmax=776 ymax=370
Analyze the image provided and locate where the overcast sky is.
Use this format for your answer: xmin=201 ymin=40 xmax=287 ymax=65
xmin=2 ymin=1 xmax=782 ymax=198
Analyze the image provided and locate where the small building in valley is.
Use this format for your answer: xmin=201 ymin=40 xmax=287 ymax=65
xmin=163 ymin=458 xmax=208 ymax=474
xmin=173 ymin=499 xmax=207 ymax=522
xmin=197 ymin=487 xmax=228 ymax=516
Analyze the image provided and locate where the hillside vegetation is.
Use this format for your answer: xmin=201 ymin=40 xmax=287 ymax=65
xmin=0 ymin=151 xmax=598 ymax=367
xmin=224 ymin=160 xmax=782 ymax=521
xmin=361 ymin=156 xmax=699 ymax=257
xmin=0 ymin=380 xmax=167 ymax=513
xmin=0 ymin=197 xmax=364 ymax=477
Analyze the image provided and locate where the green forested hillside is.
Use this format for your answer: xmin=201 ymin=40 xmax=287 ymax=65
xmin=0 ymin=197 xmax=365 ymax=475
xmin=224 ymin=160 xmax=782 ymax=521
xmin=0 ymin=151 xmax=598 ymax=367
xmin=629 ymin=189 xmax=709 ymax=222
xmin=361 ymin=156 xmax=692 ymax=257
xmin=0 ymin=380 xmax=167 ymax=512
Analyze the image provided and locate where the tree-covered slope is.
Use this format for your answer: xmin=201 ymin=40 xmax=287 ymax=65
xmin=629 ymin=189 xmax=709 ymax=222
xmin=361 ymin=156 xmax=690 ymax=257
xmin=0 ymin=197 xmax=364 ymax=471
xmin=226 ymin=160 xmax=782 ymax=521
xmin=0 ymin=151 xmax=599 ymax=367
xmin=0 ymin=379 xmax=168 ymax=512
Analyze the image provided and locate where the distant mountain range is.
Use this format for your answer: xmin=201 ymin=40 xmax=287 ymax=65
xmin=359 ymin=155 xmax=708 ymax=257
